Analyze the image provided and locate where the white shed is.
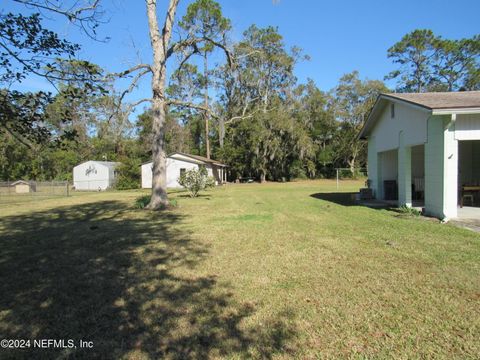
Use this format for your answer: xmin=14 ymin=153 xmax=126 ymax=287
xmin=73 ymin=161 xmax=119 ymax=191
xmin=142 ymin=152 xmax=227 ymax=189
xmin=360 ymin=91 xmax=480 ymax=220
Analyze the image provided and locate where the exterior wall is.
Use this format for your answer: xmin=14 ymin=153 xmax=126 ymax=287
xmin=443 ymin=119 xmax=458 ymax=218
xmin=141 ymin=158 xmax=212 ymax=189
xmin=73 ymin=161 xmax=114 ymax=191
xmin=367 ymin=101 xmax=480 ymax=219
xmin=424 ymin=115 xmax=459 ymax=219
xmin=367 ymin=136 xmax=378 ymax=196
xmin=377 ymin=149 xmax=398 ymax=200
xmin=15 ymin=184 xmax=30 ymax=193
xmin=368 ymin=102 xmax=428 ymax=202
xmin=459 ymin=140 xmax=480 ymax=185
xmin=398 ymin=132 xmax=412 ymax=206
xmin=371 ymin=102 xmax=429 ymax=152
xmin=455 ymin=114 xmax=480 ymax=140
xmin=167 ymin=158 xmax=204 ymax=188
xmin=411 ymin=145 xmax=425 ymax=178
xmin=141 ymin=163 xmax=153 ymax=188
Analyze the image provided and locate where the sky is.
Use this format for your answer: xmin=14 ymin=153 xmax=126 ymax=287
xmin=5 ymin=0 xmax=480 ymax=108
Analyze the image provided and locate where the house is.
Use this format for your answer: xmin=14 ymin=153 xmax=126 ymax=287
xmin=359 ymin=91 xmax=480 ymax=220
xmin=73 ymin=161 xmax=120 ymax=191
xmin=141 ymin=152 xmax=227 ymax=189
xmin=11 ymin=180 xmax=34 ymax=193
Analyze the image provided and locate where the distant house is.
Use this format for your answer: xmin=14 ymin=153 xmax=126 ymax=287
xmin=73 ymin=161 xmax=120 ymax=191
xmin=359 ymin=91 xmax=480 ymax=219
xmin=11 ymin=180 xmax=34 ymax=193
xmin=141 ymin=152 xmax=227 ymax=189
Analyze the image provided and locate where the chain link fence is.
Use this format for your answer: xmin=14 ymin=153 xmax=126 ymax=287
xmin=72 ymin=179 xmax=117 ymax=191
xmin=0 ymin=181 xmax=70 ymax=204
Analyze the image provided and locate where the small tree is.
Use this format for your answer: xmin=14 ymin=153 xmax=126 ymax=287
xmin=178 ymin=167 xmax=215 ymax=197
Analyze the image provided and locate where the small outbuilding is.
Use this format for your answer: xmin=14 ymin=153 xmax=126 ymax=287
xmin=142 ymin=152 xmax=227 ymax=189
xmin=73 ymin=161 xmax=119 ymax=191
xmin=11 ymin=180 xmax=34 ymax=194
xmin=359 ymin=91 xmax=480 ymax=220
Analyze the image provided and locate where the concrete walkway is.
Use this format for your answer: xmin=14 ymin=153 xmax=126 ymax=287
xmin=451 ymin=207 xmax=480 ymax=232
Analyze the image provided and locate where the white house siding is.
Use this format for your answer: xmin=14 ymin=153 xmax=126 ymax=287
xmin=455 ymin=114 xmax=480 ymax=140
xmin=142 ymin=158 xmax=212 ymax=189
xmin=443 ymin=119 xmax=459 ymax=219
xmin=398 ymin=132 xmax=412 ymax=206
xmin=424 ymin=116 xmax=449 ymax=218
xmin=141 ymin=163 xmax=153 ymax=188
xmin=376 ymin=149 xmax=397 ymax=200
xmin=166 ymin=158 xmax=203 ymax=188
xmin=411 ymin=145 xmax=425 ymax=178
xmin=459 ymin=141 xmax=480 ymax=184
xmin=369 ymin=102 xmax=429 ymax=202
xmin=371 ymin=102 xmax=429 ymax=153
xmin=367 ymin=136 xmax=378 ymax=196
xmin=73 ymin=161 xmax=117 ymax=190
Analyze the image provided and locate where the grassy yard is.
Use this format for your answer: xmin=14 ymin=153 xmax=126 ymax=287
xmin=0 ymin=180 xmax=479 ymax=359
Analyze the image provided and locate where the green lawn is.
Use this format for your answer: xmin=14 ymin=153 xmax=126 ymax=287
xmin=0 ymin=180 xmax=479 ymax=359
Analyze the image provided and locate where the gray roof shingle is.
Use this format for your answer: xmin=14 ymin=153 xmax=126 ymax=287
xmin=383 ymin=91 xmax=480 ymax=110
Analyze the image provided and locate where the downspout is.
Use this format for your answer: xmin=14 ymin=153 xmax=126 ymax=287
xmin=445 ymin=113 xmax=456 ymax=130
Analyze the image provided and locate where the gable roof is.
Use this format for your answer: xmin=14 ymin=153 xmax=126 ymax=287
xmin=75 ymin=161 xmax=120 ymax=169
xmin=170 ymin=152 xmax=227 ymax=166
xmin=11 ymin=180 xmax=30 ymax=186
xmin=383 ymin=91 xmax=480 ymax=110
xmin=141 ymin=153 xmax=227 ymax=167
xmin=359 ymin=91 xmax=480 ymax=139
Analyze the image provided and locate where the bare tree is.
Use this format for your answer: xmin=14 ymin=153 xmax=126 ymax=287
xmin=113 ymin=0 xmax=235 ymax=209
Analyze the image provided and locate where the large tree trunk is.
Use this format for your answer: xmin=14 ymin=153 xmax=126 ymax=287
xmin=219 ymin=117 xmax=225 ymax=148
xmin=204 ymin=51 xmax=210 ymax=159
xmin=148 ymin=94 xmax=168 ymax=209
xmin=146 ymin=0 xmax=179 ymax=209
xmin=348 ymin=156 xmax=356 ymax=175
xmin=260 ymin=168 xmax=266 ymax=183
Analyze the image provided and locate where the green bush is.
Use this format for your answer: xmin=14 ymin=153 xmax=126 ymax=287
xmin=178 ymin=167 xmax=215 ymax=197
xmin=116 ymin=158 xmax=141 ymax=190
xmin=135 ymin=195 xmax=151 ymax=209
xmin=135 ymin=195 xmax=178 ymax=209
xmin=397 ymin=205 xmax=421 ymax=217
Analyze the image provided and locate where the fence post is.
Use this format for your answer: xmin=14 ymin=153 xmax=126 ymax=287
xmin=336 ymin=169 xmax=339 ymax=190
xmin=66 ymin=181 xmax=70 ymax=197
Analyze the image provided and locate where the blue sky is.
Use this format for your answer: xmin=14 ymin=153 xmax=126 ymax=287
xmin=5 ymin=0 xmax=480 ymax=105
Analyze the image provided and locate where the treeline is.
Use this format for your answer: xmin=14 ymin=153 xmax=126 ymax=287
xmin=0 ymin=1 xmax=478 ymax=186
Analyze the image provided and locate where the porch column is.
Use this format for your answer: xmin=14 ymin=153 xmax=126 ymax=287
xmin=425 ymin=115 xmax=458 ymax=219
xmin=398 ymin=132 xmax=412 ymax=207
xmin=443 ymin=116 xmax=458 ymax=219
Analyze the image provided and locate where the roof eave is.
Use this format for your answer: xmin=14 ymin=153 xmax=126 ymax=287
xmin=359 ymin=94 xmax=432 ymax=139
xmin=432 ymin=107 xmax=480 ymax=115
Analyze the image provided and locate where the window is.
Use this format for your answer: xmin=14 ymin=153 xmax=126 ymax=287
xmin=390 ymin=103 xmax=395 ymax=118
xmin=180 ymin=168 xmax=186 ymax=177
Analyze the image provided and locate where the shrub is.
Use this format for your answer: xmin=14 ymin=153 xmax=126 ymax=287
xmin=135 ymin=195 xmax=151 ymax=209
xmin=116 ymin=158 xmax=141 ymax=190
xmin=178 ymin=167 xmax=215 ymax=197
xmin=135 ymin=195 xmax=178 ymax=209
xmin=397 ymin=205 xmax=421 ymax=217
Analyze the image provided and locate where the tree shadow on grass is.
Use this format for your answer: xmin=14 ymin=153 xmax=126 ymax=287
xmin=176 ymin=194 xmax=211 ymax=199
xmin=0 ymin=201 xmax=296 ymax=359
xmin=310 ymin=192 xmax=359 ymax=206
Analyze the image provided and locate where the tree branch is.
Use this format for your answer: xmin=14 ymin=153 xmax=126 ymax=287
xmin=118 ymin=69 xmax=151 ymax=104
xmin=166 ymin=99 xmax=214 ymax=116
xmin=13 ymin=0 xmax=101 ymax=21
xmin=108 ymin=64 xmax=152 ymax=79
